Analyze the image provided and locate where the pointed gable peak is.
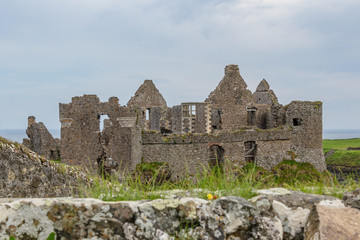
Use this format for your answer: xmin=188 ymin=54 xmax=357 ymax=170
xmin=127 ymin=79 xmax=167 ymax=108
xmin=205 ymin=65 xmax=253 ymax=104
xmin=207 ymin=65 xmax=247 ymax=98
xmin=256 ymin=79 xmax=270 ymax=92
xmin=253 ymin=78 xmax=278 ymax=104
xmin=222 ymin=64 xmax=248 ymax=90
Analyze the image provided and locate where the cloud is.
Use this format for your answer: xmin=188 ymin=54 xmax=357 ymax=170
xmin=0 ymin=0 xmax=359 ymax=129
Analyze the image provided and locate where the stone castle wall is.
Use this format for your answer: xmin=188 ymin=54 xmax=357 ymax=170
xmin=141 ymin=129 xmax=296 ymax=179
xmin=24 ymin=64 xmax=326 ymax=176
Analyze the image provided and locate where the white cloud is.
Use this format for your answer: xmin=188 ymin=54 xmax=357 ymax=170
xmin=0 ymin=0 xmax=360 ymax=129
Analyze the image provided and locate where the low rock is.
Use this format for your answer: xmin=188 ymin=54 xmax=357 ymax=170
xmin=0 ymin=189 xmax=359 ymax=239
xmin=304 ymin=199 xmax=360 ymax=240
xmin=0 ymin=198 xmax=140 ymax=240
xmin=342 ymin=188 xmax=360 ymax=209
xmin=0 ymin=138 xmax=89 ymax=198
xmin=252 ymin=188 xmax=338 ymax=240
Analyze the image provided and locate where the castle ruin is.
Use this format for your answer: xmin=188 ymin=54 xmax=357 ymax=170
xmin=24 ymin=65 xmax=326 ymax=178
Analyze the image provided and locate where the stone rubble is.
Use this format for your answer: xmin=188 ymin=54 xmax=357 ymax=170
xmin=0 ymin=188 xmax=359 ymax=240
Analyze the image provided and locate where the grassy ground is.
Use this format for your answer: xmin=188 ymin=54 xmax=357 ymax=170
xmin=323 ymin=138 xmax=360 ymax=166
xmin=2 ymin=135 xmax=359 ymax=203
xmin=81 ymin=160 xmax=360 ymax=202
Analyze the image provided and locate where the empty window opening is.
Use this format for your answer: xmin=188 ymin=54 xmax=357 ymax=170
xmin=247 ymin=109 xmax=256 ymax=126
xmin=99 ymin=115 xmax=110 ymax=132
xmin=49 ymin=150 xmax=60 ymax=161
xmin=293 ymin=118 xmax=302 ymax=126
xmin=183 ymin=105 xmax=190 ymax=117
xmin=244 ymin=141 xmax=256 ymax=163
xmin=182 ymin=104 xmax=196 ymax=118
xmin=211 ymin=109 xmax=222 ymax=130
xmin=209 ymin=144 xmax=225 ymax=168
xmin=191 ymin=105 xmax=196 ymax=117
xmin=146 ymin=109 xmax=150 ymax=121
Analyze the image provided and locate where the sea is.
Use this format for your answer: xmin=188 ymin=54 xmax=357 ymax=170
xmin=1 ymin=129 xmax=360 ymax=143
xmin=0 ymin=129 xmax=60 ymax=143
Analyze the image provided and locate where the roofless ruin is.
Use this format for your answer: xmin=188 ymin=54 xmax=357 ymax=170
xmin=24 ymin=65 xmax=326 ymax=179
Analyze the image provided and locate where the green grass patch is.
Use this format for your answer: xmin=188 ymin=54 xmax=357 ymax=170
xmin=323 ymin=138 xmax=360 ymax=167
xmin=323 ymin=138 xmax=360 ymax=150
xmin=80 ymin=159 xmax=360 ymax=202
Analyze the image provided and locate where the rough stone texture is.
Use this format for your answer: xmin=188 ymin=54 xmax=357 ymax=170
xmin=254 ymin=79 xmax=278 ymax=105
xmin=127 ymin=79 xmax=167 ymax=109
xmin=171 ymin=105 xmax=182 ymax=133
xmin=304 ymin=199 xmax=360 ymax=240
xmin=141 ymin=129 xmax=295 ymax=179
xmin=59 ymin=95 xmax=143 ymax=172
xmin=22 ymin=116 xmax=60 ymax=160
xmin=0 ymin=198 xmax=141 ymax=240
xmin=53 ymin=64 xmax=325 ymax=177
xmin=59 ymin=94 xmax=107 ymax=171
xmin=0 ymin=196 xmax=283 ymax=240
xmin=0 ymin=137 xmax=89 ymax=198
xmin=1 ymin=189 xmax=356 ymax=240
xmin=286 ymin=101 xmax=326 ymax=171
xmin=206 ymin=64 xmax=255 ymax=131
xmin=180 ymin=102 xmax=210 ymax=134
xmin=342 ymin=188 xmax=360 ymax=209
xmin=252 ymin=188 xmax=339 ymax=240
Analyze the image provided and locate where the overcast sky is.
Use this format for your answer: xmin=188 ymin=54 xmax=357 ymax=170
xmin=1 ymin=0 xmax=359 ymax=131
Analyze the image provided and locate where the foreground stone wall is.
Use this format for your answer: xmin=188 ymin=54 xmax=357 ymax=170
xmin=0 ymin=137 xmax=89 ymax=198
xmin=1 ymin=188 xmax=359 ymax=240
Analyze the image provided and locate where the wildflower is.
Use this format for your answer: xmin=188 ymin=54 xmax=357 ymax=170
xmin=213 ymin=195 xmax=218 ymax=199
xmin=207 ymin=194 xmax=213 ymax=200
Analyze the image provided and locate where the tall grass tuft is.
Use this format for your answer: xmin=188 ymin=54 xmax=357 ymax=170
xmin=79 ymin=159 xmax=360 ymax=202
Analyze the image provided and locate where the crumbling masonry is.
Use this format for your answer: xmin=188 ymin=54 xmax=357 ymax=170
xmin=24 ymin=65 xmax=326 ymax=179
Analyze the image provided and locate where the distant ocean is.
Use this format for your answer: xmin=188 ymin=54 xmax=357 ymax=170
xmin=1 ymin=129 xmax=360 ymax=143
xmin=0 ymin=129 xmax=60 ymax=143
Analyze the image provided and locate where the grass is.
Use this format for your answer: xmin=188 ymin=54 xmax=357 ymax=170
xmin=80 ymin=160 xmax=360 ymax=202
xmin=1 ymin=135 xmax=359 ymax=203
xmin=323 ymin=138 xmax=360 ymax=167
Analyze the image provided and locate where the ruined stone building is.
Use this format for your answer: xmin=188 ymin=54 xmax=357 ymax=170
xmin=24 ymin=65 xmax=326 ymax=179
xmin=23 ymin=116 xmax=60 ymax=160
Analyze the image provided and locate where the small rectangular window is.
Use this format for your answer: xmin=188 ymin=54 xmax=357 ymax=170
xmin=191 ymin=105 xmax=196 ymax=117
xmin=182 ymin=104 xmax=196 ymax=118
xmin=146 ymin=109 xmax=150 ymax=121
xmin=293 ymin=118 xmax=302 ymax=126
xmin=244 ymin=141 xmax=256 ymax=163
xmin=99 ymin=115 xmax=110 ymax=132
xmin=183 ymin=105 xmax=190 ymax=117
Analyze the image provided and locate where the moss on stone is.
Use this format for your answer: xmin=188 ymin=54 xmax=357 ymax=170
xmin=136 ymin=162 xmax=169 ymax=173
xmin=286 ymin=151 xmax=298 ymax=160
xmin=271 ymin=160 xmax=331 ymax=185
xmin=313 ymin=101 xmax=322 ymax=109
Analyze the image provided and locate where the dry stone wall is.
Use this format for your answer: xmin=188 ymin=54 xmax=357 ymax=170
xmin=1 ymin=188 xmax=359 ymax=240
